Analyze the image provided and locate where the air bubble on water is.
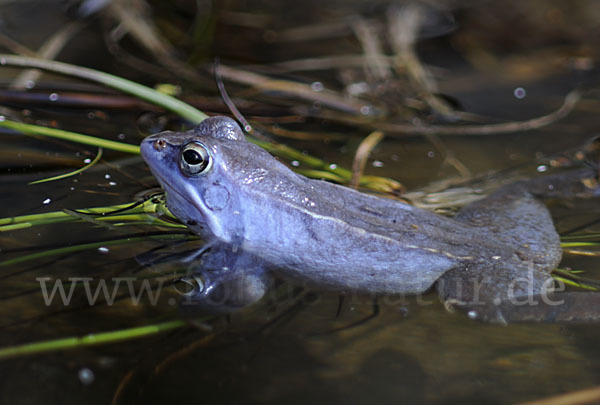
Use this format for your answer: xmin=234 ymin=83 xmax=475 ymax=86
xmin=347 ymin=82 xmax=369 ymax=96
xmin=536 ymin=165 xmax=548 ymax=173
xmin=291 ymin=160 xmax=300 ymax=167
xmin=104 ymin=174 xmax=111 ymax=179
xmin=78 ymin=368 xmax=95 ymax=385
xmin=83 ymin=158 xmax=92 ymax=164
xmin=513 ymin=87 xmax=526 ymax=99
xmin=360 ymin=105 xmax=372 ymax=115
xmin=98 ymin=247 xmax=110 ymax=254
xmin=42 ymin=198 xmax=51 ymax=205
xmin=109 ymin=181 xmax=117 ymax=186
xmin=311 ymin=81 xmax=324 ymax=92
xmin=372 ymin=160 xmax=384 ymax=168
xmin=329 ymin=164 xmax=337 ymax=170
xmin=25 ymin=80 xmax=35 ymax=89
xmin=49 ymin=93 xmax=59 ymax=101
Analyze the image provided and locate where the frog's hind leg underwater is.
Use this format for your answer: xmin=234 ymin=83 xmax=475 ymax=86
xmin=436 ymin=166 xmax=600 ymax=323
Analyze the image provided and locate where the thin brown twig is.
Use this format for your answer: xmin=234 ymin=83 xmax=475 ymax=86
xmin=387 ymin=4 xmax=455 ymax=118
xmin=153 ymin=333 xmax=215 ymax=375
xmin=563 ymin=249 xmax=600 ymax=257
xmin=107 ymin=0 xmax=171 ymax=58
xmin=516 ymin=385 xmax=600 ymax=405
xmin=316 ymin=90 xmax=581 ymax=136
xmin=265 ymin=19 xmax=352 ymax=42
xmin=102 ymin=23 xmax=172 ymax=80
xmin=350 ymin=17 xmax=391 ymax=81
xmin=242 ymin=54 xmax=399 ymax=74
xmin=111 ymin=369 xmax=136 ymax=405
xmin=254 ymin=123 xmax=346 ymax=142
xmin=424 ymin=133 xmax=472 ymax=178
xmin=351 ymin=130 xmax=385 ymax=189
xmin=10 ymin=21 xmax=84 ymax=90
xmin=106 ymin=0 xmax=202 ymax=83
xmin=214 ymin=59 xmax=254 ymax=133
xmin=216 ymin=64 xmax=379 ymax=115
xmin=0 ymin=33 xmax=37 ymax=57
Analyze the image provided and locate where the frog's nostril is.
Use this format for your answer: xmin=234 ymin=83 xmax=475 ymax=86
xmin=153 ymin=139 xmax=167 ymax=151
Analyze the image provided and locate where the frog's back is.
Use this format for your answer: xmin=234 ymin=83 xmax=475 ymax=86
xmin=234 ymin=161 xmax=501 ymax=294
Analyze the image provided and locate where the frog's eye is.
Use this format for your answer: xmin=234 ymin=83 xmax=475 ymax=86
xmin=180 ymin=142 xmax=212 ymax=175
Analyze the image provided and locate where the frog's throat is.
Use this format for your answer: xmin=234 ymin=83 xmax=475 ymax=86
xmin=173 ymin=183 xmax=228 ymax=242
xmin=151 ymin=170 xmax=228 ymax=242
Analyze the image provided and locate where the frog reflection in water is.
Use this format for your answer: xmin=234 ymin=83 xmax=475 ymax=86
xmin=141 ymin=117 xmax=600 ymax=323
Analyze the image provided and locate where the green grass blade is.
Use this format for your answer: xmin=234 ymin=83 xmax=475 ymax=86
xmin=561 ymin=242 xmax=600 ymax=248
xmin=0 ymin=55 xmax=208 ymax=124
xmin=293 ymin=169 xmax=346 ymax=183
xmin=0 ymin=320 xmax=188 ymax=359
xmin=0 ymin=199 xmax=179 ymax=232
xmin=0 ymin=203 xmax=133 ymax=231
xmin=29 ymin=147 xmax=103 ymax=184
xmin=0 ymin=233 xmax=195 ymax=268
xmin=0 ymin=119 xmax=140 ymax=154
xmin=553 ymin=275 xmax=600 ymax=291
xmin=561 ymin=233 xmax=600 ymax=242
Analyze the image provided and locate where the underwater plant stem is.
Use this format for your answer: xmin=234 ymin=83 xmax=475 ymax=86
xmin=0 ymin=320 xmax=186 ymax=359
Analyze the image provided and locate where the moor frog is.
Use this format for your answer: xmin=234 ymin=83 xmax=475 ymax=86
xmin=141 ymin=117 xmax=600 ymax=323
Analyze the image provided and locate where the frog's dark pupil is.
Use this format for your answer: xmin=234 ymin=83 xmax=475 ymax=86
xmin=184 ymin=149 xmax=203 ymax=165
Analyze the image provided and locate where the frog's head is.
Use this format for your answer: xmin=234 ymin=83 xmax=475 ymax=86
xmin=141 ymin=116 xmax=279 ymax=243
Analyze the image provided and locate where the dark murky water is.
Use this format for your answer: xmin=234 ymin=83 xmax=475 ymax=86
xmin=1 ymin=1 xmax=600 ymax=404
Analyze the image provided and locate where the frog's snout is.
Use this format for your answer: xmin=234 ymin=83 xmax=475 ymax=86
xmin=140 ymin=135 xmax=165 ymax=164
